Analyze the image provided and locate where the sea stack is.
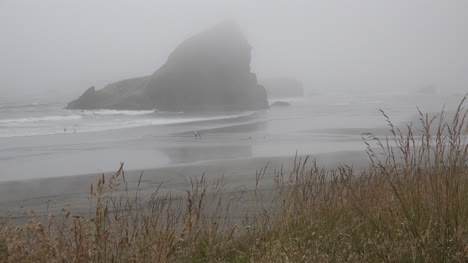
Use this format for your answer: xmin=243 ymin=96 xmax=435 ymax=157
xmin=67 ymin=22 xmax=268 ymax=112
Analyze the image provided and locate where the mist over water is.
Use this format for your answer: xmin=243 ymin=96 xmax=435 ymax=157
xmin=0 ymin=1 xmax=467 ymax=182
xmin=2 ymin=1 xmax=468 ymax=98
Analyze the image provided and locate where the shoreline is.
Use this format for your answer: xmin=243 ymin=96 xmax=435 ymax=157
xmin=0 ymin=150 xmax=368 ymax=221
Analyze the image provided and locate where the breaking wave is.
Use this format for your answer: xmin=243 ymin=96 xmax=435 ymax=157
xmin=0 ymin=111 xmax=256 ymax=138
xmin=80 ymin=109 xmax=157 ymax=116
xmin=0 ymin=115 xmax=83 ymax=124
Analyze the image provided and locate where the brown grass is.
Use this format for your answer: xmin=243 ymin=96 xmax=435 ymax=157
xmin=0 ymin=96 xmax=467 ymax=262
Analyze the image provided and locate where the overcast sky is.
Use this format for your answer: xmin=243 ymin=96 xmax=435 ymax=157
xmin=1 ymin=0 xmax=467 ymax=100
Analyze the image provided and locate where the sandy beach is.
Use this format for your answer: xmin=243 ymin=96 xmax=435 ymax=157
xmin=0 ymin=150 xmax=370 ymax=223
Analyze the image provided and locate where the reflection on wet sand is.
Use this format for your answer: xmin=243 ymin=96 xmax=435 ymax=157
xmin=162 ymin=144 xmax=252 ymax=164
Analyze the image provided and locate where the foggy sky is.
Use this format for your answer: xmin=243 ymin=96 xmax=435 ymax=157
xmin=1 ymin=0 xmax=467 ymax=101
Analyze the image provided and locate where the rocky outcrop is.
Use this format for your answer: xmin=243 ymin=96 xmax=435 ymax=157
xmin=262 ymin=78 xmax=304 ymax=98
xmin=67 ymin=22 xmax=268 ymax=112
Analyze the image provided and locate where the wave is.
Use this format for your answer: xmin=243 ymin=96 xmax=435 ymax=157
xmin=79 ymin=109 xmax=156 ymax=116
xmin=0 ymin=111 xmax=257 ymax=137
xmin=0 ymin=115 xmax=82 ymax=124
xmin=0 ymin=103 xmax=50 ymax=110
xmin=146 ymin=113 xmax=255 ymax=126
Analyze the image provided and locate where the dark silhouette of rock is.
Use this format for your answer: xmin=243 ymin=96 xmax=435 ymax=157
xmin=67 ymin=22 xmax=268 ymax=112
xmin=270 ymin=101 xmax=291 ymax=107
xmin=262 ymin=78 xmax=304 ymax=98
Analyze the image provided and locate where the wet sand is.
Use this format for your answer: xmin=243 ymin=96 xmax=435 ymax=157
xmin=0 ymin=150 xmax=368 ymax=223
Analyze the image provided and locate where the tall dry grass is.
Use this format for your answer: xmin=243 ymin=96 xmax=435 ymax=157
xmin=0 ymin=97 xmax=467 ymax=262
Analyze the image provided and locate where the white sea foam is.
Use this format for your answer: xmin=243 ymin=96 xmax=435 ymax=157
xmin=0 ymin=115 xmax=83 ymax=124
xmin=80 ymin=109 xmax=156 ymax=116
xmin=0 ymin=112 xmax=255 ymax=138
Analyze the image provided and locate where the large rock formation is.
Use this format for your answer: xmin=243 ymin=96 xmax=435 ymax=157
xmin=67 ymin=22 xmax=268 ymax=112
xmin=261 ymin=78 xmax=304 ymax=98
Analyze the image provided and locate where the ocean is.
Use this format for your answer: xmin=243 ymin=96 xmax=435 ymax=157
xmin=0 ymin=103 xmax=250 ymax=138
xmin=0 ymin=91 xmax=463 ymax=181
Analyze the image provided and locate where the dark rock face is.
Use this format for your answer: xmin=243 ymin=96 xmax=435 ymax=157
xmin=67 ymin=22 xmax=268 ymax=112
xmin=261 ymin=78 xmax=304 ymax=98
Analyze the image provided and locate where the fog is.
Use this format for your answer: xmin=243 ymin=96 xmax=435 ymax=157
xmin=2 ymin=1 xmax=468 ymax=240
xmin=1 ymin=0 xmax=467 ymax=101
